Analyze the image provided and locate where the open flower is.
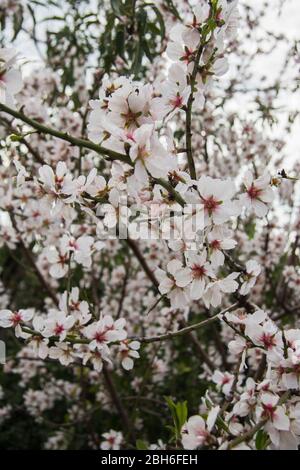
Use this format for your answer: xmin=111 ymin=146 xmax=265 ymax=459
xmin=49 ymin=342 xmax=75 ymax=366
xmin=181 ymin=406 xmax=219 ymax=450
xmin=101 ymin=430 xmax=123 ymax=450
xmin=247 ymin=319 xmax=283 ymax=353
xmin=151 ymin=64 xmax=190 ymax=120
xmin=239 ymin=171 xmax=273 ymax=217
xmin=212 ymin=370 xmax=235 ymax=396
xmin=129 ymin=124 xmax=175 ymax=183
xmin=207 ymin=227 xmax=237 ymax=267
xmin=42 ymin=310 xmax=75 ymax=341
xmin=181 ymin=415 xmax=209 ymax=449
xmin=83 ymin=315 xmax=127 ymax=351
xmin=59 ymin=287 xmax=91 ymax=323
xmin=0 ymin=308 xmax=34 ymax=337
xmin=203 ymin=272 xmax=239 ymax=308
xmin=258 ymin=393 xmax=290 ymax=432
xmin=118 ymin=340 xmax=140 ymax=370
xmin=155 ymin=259 xmax=191 ymax=308
xmin=185 ymin=250 xmax=216 ymax=300
xmin=197 ymin=176 xmax=238 ymax=226
xmin=38 ymin=162 xmax=72 ymax=201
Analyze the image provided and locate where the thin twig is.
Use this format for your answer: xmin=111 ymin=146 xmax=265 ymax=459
xmin=130 ymin=303 xmax=239 ymax=343
xmin=0 ymin=102 xmax=185 ymax=206
xmin=185 ymin=42 xmax=205 ymax=179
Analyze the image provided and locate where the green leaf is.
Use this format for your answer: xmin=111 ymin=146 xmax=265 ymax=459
xmin=136 ymin=439 xmax=148 ymax=450
xmin=149 ymin=5 xmax=166 ymax=40
xmin=111 ymin=0 xmax=123 ymax=16
xmin=176 ymin=400 xmax=188 ymax=429
xmin=115 ymin=26 xmax=125 ymax=58
xmin=244 ymin=220 xmax=256 ymax=240
xmin=12 ymin=9 xmax=24 ymax=41
xmin=165 ymin=396 xmax=188 ymax=441
xmin=9 ymin=134 xmax=23 ymax=142
xmin=165 ymin=0 xmax=182 ymax=20
xmin=255 ymin=429 xmax=269 ymax=450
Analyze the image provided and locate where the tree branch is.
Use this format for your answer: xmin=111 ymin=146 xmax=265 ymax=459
xmin=185 ymin=42 xmax=204 ymax=180
xmin=130 ymin=303 xmax=239 ymax=344
xmin=0 ymin=102 xmax=131 ymax=163
xmin=0 ymin=102 xmax=185 ymax=206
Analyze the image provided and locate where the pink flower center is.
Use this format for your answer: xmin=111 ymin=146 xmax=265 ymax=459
xmin=196 ymin=428 xmax=208 ymax=439
xmin=247 ymin=184 xmax=262 ymax=200
xmin=69 ymin=240 xmax=78 ymax=250
xmin=94 ymin=327 xmax=113 ymax=343
xmin=70 ymin=301 xmax=80 ymax=311
xmin=170 ymin=94 xmax=183 ymax=108
xmin=262 ymin=404 xmax=276 ymax=420
xmin=126 ymin=131 xmax=135 ymax=142
xmin=191 ymin=264 xmax=206 ymax=279
xmin=181 ymin=48 xmax=193 ymax=63
xmin=137 ymin=145 xmax=150 ymax=160
xmin=122 ymin=109 xmax=140 ymax=127
xmin=203 ymin=196 xmax=220 ymax=215
xmin=210 ymin=239 xmax=221 ymax=250
xmin=55 ymin=175 xmax=64 ymax=189
xmin=12 ymin=312 xmax=22 ymax=325
xmin=59 ymin=254 xmax=68 ymax=266
xmin=260 ymin=333 xmax=276 ymax=349
xmin=54 ymin=324 xmax=65 ymax=335
xmin=222 ymin=375 xmax=231 ymax=385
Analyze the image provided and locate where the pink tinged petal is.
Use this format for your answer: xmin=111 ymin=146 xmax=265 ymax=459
xmin=221 ymin=239 xmax=237 ymax=250
xmin=39 ymin=165 xmax=55 ymax=188
xmin=253 ymin=200 xmax=268 ymax=217
xmin=5 ymin=69 xmax=22 ymax=94
xmin=159 ymin=278 xmax=174 ymax=295
xmin=207 ymin=406 xmax=220 ymax=432
xmin=213 ymin=58 xmax=229 ymax=76
xmin=166 ymin=42 xmax=183 ymax=62
xmin=50 ymin=264 xmax=67 ymax=279
xmin=167 ymin=259 xmax=182 ymax=276
xmin=39 ymin=343 xmax=49 ymax=360
xmin=274 ymin=407 xmax=290 ymax=431
xmin=186 ymin=415 xmax=206 ymax=434
xmin=182 ymin=434 xmax=201 ymax=450
xmin=0 ymin=309 xmax=13 ymax=328
xmin=190 ymin=278 xmax=205 ymax=300
xmin=122 ymin=357 xmax=134 ymax=370
xmin=260 ymin=187 xmax=273 ymax=203
xmin=210 ymin=288 xmax=222 ymax=307
xmin=20 ymin=309 xmax=34 ymax=322
xmin=175 ymin=268 xmax=192 ymax=288
xmin=56 ymin=161 xmax=67 ymax=178
xmin=169 ymin=287 xmax=188 ymax=309
xmin=282 ymin=373 xmax=298 ymax=390
xmin=210 ymin=249 xmax=224 ymax=267
xmin=134 ymin=160 xmax=148 ymax=183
